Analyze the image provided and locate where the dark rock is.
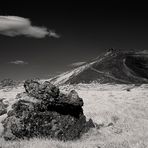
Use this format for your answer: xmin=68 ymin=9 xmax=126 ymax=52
xmin=0 ymin=79 xmax=15 ymax=87
xmin=67 ymin=90 xmax=83 ymax=106
xmin=94 ymin=122 xmax=104 ymax=129
xmin=2 ymin=80 xmax=94 ymax=140
xmin=24 ymin=80 xmax=40 ymax=97
xmin=0 ymin=99 xmax=8 ymax=116
xmin=24 ymin=80 xmax=59 ymax=100
xmin=2 ymin=116 xmax=22 ymax=140
xmin=107 ymin=122 xmax=114 ymax=127
xmin=126 ymin=88 xmax=131 ymax=92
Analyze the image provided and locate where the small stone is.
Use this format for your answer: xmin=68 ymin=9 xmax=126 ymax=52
xmin=108 ymin=122 xmax=114 ymax=127
xmin=0 ymin=99 xmax=8 ymax=116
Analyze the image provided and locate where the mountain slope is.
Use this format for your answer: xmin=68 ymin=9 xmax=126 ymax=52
xmin=50 ymin=49 xmax=148 ymax=85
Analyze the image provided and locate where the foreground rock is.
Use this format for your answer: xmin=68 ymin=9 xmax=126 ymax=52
xmin=2 ymin=80 xmax=94 ymax=140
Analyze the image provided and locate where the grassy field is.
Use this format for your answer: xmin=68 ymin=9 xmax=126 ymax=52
xmin=0 ymin=84 xmax=148 ymax=148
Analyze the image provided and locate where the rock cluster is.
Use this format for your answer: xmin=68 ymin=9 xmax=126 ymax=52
xmin=2 ymin=80 xmax=94 ymax=140
xmin=0 ymin=78 xmax=15 ymax=88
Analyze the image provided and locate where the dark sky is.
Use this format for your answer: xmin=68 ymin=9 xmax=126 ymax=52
xmin=0 ymin=3 xmax=148 ymax=80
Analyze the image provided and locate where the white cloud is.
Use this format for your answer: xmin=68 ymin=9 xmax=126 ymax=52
xmin=9 ymin=60 xmax=28 ymax=65
xmin=49 ymin=30 xmax=60 ymax=38
xmin=0 ymin=16 xmax=60 ymax=38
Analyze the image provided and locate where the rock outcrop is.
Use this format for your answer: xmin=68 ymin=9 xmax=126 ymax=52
xmin=2 ymin=80 xmax=94 ymax=140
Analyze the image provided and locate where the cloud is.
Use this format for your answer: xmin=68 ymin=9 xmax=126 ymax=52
xmin=49 ymin=30 xmax=61 ymax=38
xmin=0 ymin=16 xmax=60 ymax=38
xmin=68 ymin=62 xmax=86 ymax=68
xmin=9 ymin=60 xmax=28 ymax=65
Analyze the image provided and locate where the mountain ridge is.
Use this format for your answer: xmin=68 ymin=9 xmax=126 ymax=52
xmin=50 ymin=49 xmax=148 ymax=85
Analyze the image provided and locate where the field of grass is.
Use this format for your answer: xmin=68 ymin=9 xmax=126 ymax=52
xmin=0 ymin=84 xmax=148 ymax=148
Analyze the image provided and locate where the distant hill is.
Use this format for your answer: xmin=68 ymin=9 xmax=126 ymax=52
xmin=50 ymin=49 xmax=148 ymax=85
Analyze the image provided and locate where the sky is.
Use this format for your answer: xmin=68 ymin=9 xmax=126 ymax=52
xmin=0 ymin=3 xmax=148 ymax=80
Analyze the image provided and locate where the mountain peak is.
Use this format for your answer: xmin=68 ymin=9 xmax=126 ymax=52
xmin=50 ymin=49 xmax=148 ymax=85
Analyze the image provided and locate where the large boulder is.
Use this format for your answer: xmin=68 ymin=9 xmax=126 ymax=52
xmin=2 ymin=80 xmax=94 ymax=140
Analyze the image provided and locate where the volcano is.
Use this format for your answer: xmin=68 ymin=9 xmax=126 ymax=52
xmin=50 ymin=49 xmax=148 ymax=85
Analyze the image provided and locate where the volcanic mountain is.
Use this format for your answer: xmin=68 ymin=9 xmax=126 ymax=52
xmin=50 ymin=49 xmax=148 ymax=85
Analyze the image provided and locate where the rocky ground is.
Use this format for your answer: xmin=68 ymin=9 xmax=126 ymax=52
xmin=0 ymin=83 xmax=148 ymax=147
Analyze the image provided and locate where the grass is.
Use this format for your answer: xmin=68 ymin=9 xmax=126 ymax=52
xmin=0 ymin=136 xmax=97 ymax=148
xmin=0 ymin=84 xmax=148 ymax=147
